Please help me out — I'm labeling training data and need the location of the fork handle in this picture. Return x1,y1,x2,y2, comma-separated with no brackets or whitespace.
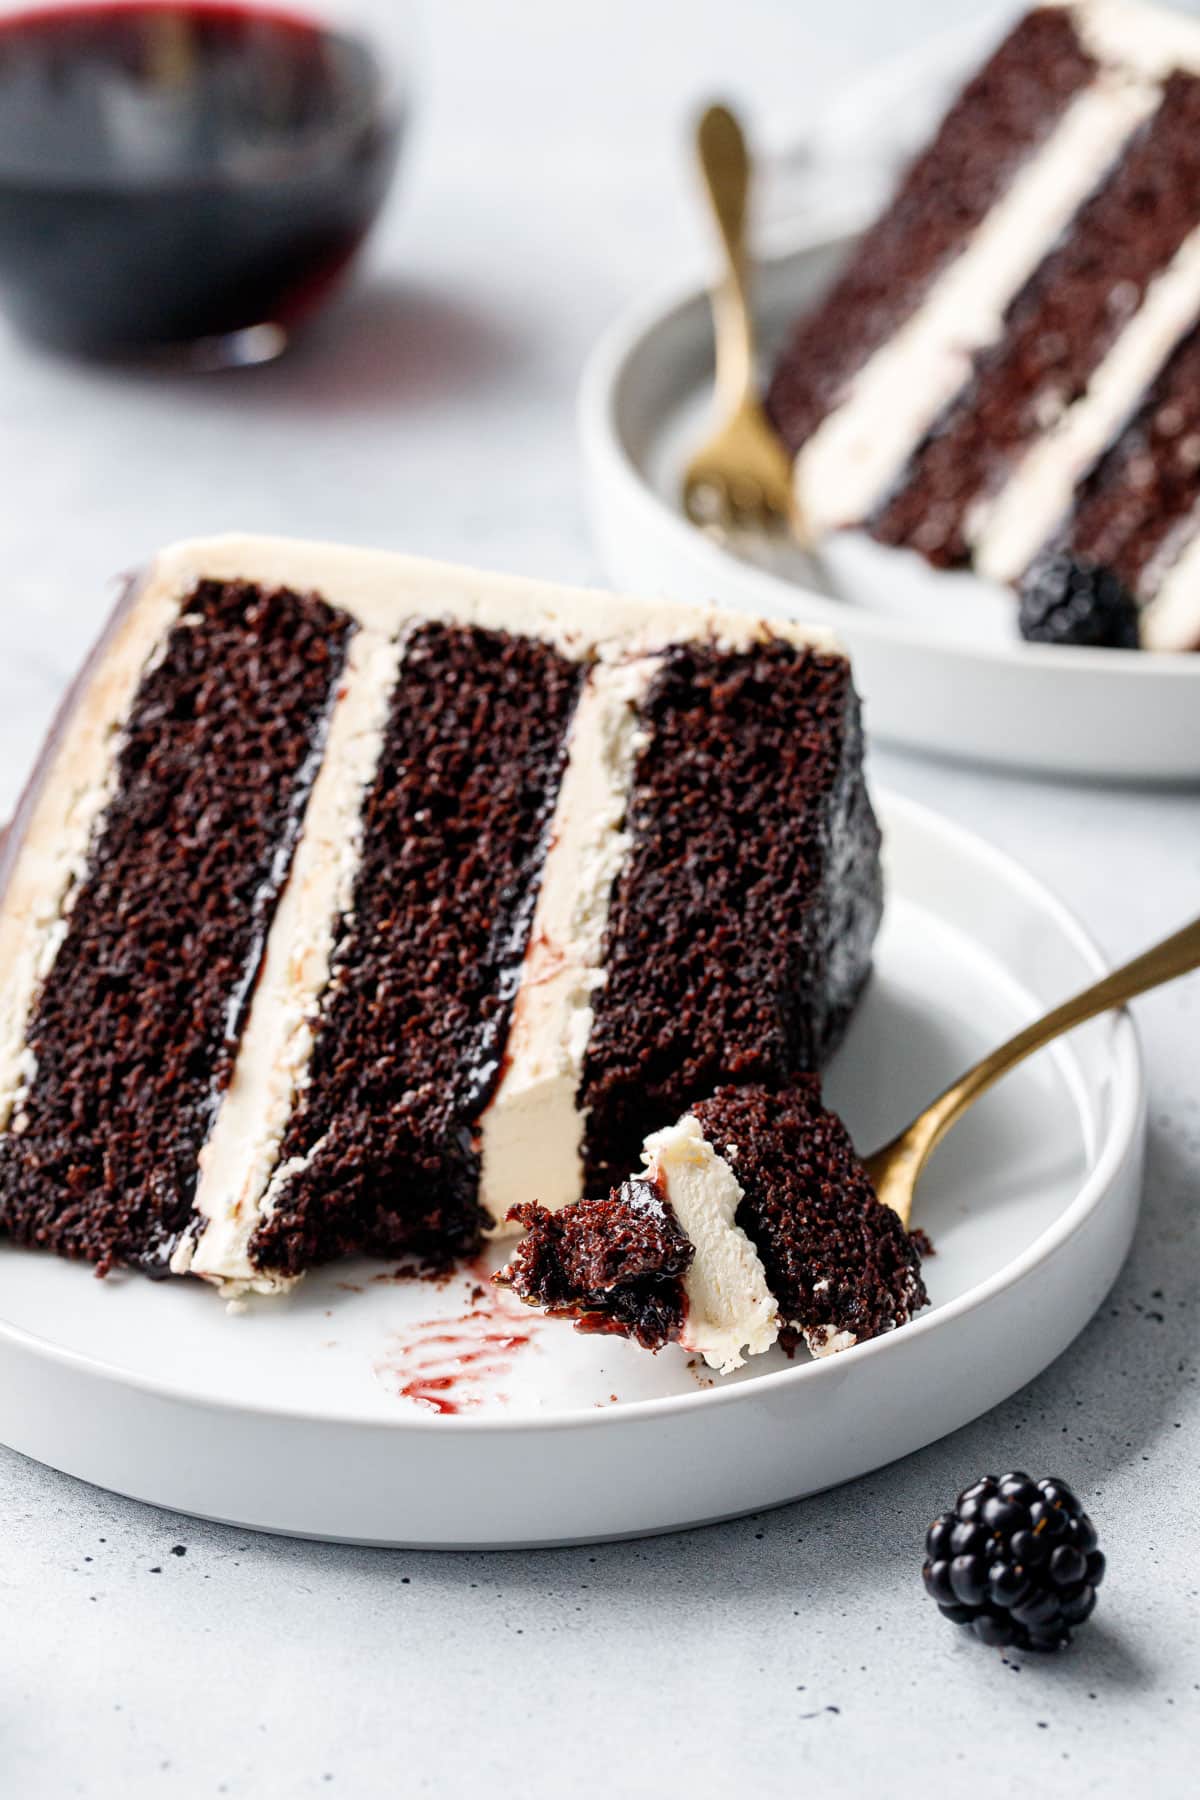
866,911,1200,1210
696,104,756,411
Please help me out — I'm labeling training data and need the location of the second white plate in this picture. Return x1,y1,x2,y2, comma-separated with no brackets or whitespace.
0,794,1145,1547
579,229,1200,782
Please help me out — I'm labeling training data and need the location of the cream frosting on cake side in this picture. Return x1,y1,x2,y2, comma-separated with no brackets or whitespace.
0,578,184,1131
172,625,405,1290
1142,522,1200,650
794,67,1156,535
641,1115,779,1375
475,653,659,1232
973,220,1200,584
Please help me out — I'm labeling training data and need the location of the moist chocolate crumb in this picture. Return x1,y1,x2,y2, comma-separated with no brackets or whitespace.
250,622,583,1277
692,1082,927,1353
0,579,352,1274
581,639,882,1193
498,1179,694,1351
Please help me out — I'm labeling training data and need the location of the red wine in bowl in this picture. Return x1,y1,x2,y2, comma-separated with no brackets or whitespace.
0,3,404,356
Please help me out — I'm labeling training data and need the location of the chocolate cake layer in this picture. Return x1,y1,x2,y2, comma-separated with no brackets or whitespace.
0,579,351,1273
692,1083,927,1354
872,70,1200,566
580,642,881,1195
766,8,1094,457
249,622,583,1275
501,1181,693,1350
1029,319,1200,616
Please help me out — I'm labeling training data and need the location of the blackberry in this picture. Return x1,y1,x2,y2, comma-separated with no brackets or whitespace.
922,1472,1105,1652
1018,551,1140,649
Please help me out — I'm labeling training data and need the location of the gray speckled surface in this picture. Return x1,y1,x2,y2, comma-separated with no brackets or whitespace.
1,3,1197,1794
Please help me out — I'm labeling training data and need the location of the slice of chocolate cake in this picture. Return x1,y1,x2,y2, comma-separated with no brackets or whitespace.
767,1,1200,651
497,1082,928,1368
1018,322,1200,650
0,537,882,1292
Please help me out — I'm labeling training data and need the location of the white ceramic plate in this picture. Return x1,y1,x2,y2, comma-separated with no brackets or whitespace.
0,794,1143,1548
579,228,1200,783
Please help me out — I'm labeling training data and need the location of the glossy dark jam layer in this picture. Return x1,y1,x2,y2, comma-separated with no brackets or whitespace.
250,623,583,1277
0,578,352,1273
580,641,882,1196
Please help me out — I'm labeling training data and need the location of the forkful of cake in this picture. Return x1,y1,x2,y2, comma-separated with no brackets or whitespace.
499,912,1200,1371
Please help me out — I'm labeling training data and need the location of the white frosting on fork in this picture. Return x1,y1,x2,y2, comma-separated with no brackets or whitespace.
642,1115,779,1375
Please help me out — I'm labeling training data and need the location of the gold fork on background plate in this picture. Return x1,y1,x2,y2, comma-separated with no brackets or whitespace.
682,103,803,540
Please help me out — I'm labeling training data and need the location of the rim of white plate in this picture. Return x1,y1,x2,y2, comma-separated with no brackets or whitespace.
0,792,1145,1433
578,223,1200,684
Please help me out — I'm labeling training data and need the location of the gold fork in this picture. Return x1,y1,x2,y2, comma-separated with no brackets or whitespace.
682,103,801,538
867,913,1200,1228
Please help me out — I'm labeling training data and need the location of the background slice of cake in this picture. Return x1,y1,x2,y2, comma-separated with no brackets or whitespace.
0,537,882,1294
498,1081,928,1368
766,1,1200,652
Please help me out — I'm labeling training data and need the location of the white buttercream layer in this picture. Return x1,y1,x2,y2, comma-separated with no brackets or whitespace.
477,655,659,1231
974,221,1200,584
794,70,1156,535
173,626,404,1291
1073,0,1200,79
145,535,836,664
1142,510,1200,649
645,1116,779,1375
0,583,182,1131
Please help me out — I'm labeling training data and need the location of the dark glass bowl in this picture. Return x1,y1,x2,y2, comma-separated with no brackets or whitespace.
0,2,406,361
